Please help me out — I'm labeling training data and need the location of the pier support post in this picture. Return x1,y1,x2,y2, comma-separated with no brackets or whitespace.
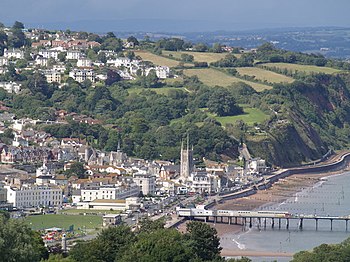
279,218,281,229
346,220,348,231
272,218,275,229
243,217,246,227
315,219,318,230
229,217,231,225
299,218,303,230
264,218,267,229
331,219,333,231
235,217,238,225
286,219,289,230
249,217,252,228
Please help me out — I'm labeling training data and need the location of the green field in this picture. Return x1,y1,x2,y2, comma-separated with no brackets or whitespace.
58,209,121,214
183,68,271,92
209,106,270,126
163,51,231,63
135,50,191,67
262,63,342,75
236,67,294,84
24,214,102,231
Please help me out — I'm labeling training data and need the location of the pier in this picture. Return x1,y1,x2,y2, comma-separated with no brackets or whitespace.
177,208,350,231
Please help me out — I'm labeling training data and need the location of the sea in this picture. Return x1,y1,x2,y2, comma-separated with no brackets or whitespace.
222,171,350,262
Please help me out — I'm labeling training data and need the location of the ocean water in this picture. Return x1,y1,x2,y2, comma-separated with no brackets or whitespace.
222,171,350,261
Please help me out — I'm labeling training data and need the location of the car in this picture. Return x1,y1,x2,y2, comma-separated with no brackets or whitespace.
131,218,136,221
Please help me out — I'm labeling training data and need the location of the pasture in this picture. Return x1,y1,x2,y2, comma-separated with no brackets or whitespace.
183,68,271,92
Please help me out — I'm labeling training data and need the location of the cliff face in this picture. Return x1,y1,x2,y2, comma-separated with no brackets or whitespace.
247,74,350,167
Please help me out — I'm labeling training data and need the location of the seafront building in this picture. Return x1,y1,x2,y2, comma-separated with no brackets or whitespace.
5,184,63,208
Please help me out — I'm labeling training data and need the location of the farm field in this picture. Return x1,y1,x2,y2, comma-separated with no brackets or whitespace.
262,63,342,74
236,67,294,84
135,50,192,67
183,68,271,92
24,214,102,231
162,51,232,63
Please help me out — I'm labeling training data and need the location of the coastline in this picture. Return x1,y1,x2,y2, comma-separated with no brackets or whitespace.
215,164,350,258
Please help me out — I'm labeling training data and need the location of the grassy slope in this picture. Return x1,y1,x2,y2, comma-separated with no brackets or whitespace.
262,63,342,74
24,214,102,231
236,67,294,83
183,68,271,92
162,51,231,63
127,87,187,95
135,50,192,67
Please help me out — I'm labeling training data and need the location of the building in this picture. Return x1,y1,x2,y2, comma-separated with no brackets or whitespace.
35,56,48,67
4,48,24,59
69,69,95,82
246,158,267,175
5,185,62,208
103,214,122,227
180,136,193,180
0,57,8,66
133,173,156,196
66,50,83,60
43,70,61,83
77,58,92,67
80,184,139,202
186,171,221,194
0,82,21,94
38,49,60,60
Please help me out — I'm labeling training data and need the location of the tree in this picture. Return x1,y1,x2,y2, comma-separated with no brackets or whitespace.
65,162,86,178
97,52,107,63
13,21,24,30
185,221,222,261
0,213,48,262
207,87,243,116
69,226,136,262
126,36,139,46
105,69,121,86
120,229,192,262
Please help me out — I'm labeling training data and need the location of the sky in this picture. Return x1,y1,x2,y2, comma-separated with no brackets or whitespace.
1,0,349,32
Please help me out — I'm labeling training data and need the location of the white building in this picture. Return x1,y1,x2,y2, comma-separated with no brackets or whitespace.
77,58,93,67
145,66,170,79
246,158,267,175
5,185,62,208
0,82,21,94
4,48,24,59
35,56,48,67
186,171,221,194
0,57,9,66
69,68,95,82
66,50,83,60
80,184,139,202
133,173,156,196
43,70,61,83
38,49,60,60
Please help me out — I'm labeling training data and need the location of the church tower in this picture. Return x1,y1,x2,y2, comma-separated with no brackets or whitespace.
180,134,193,179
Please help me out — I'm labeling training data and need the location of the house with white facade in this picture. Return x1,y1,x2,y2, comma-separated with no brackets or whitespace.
35,56,48,67
0,57,8,66
5,184,62,208
80,184,139,202
38,49,60,60
69,68,95,82
133,173,156,196
77,58,93,68
4,48,24,59
66,50,83,60
0,82,21,94
43,70,61,83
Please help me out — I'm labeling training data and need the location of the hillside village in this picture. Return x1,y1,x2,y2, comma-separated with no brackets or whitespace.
0,23,270,215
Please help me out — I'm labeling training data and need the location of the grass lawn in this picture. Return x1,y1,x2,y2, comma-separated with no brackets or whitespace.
163,51,232,63
262,63,343,75
135,50,191,67
236,67,294,84
24,214,102,231
183,68,271,92
213,106,270,126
